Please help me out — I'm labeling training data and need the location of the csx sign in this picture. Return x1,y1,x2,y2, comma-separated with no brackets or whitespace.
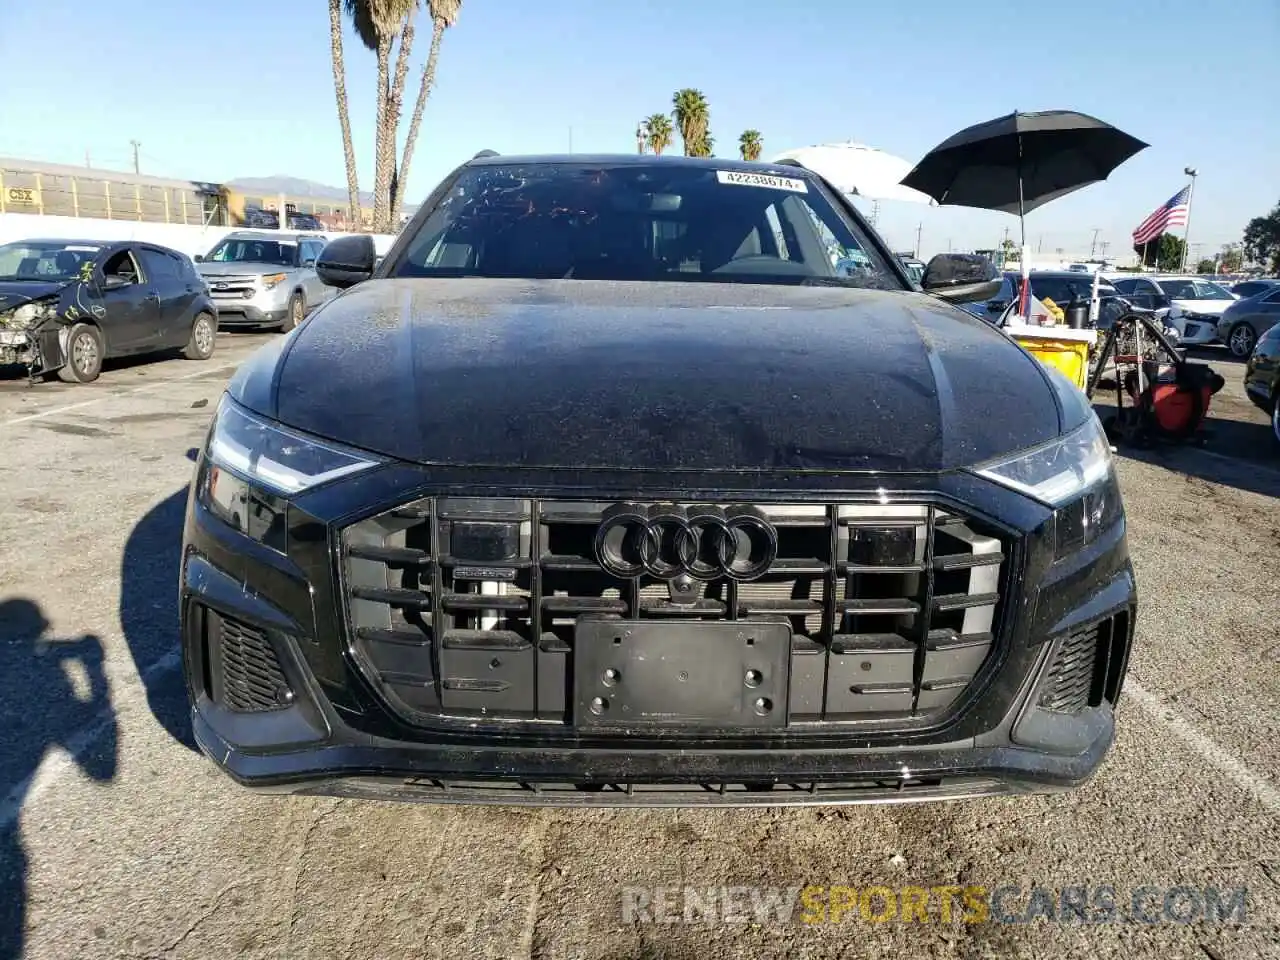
5,186,39,205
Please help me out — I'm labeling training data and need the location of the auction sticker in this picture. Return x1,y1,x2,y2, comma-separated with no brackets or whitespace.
716,170,808,193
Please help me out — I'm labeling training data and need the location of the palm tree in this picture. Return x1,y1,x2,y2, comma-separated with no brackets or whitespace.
392,0,463,225
671,89,709,157
738,129,763,162
344,0,419,232
329,0,361,225
691,133,714,158
643,114,673,156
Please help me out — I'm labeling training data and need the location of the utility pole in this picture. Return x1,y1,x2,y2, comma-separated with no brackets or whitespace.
85,148,91,168
568,127,573,153
914,222,923,259
1090,228,1100,258
130,140,140,174
870,200,880,227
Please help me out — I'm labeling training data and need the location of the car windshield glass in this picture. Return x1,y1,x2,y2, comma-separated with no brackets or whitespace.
204,238,298,266
0,241,101,281
1160,279,1232,300
392,162,901,290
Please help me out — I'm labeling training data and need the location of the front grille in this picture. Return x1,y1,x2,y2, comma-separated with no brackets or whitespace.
1037,612,1129,714
340,499,1010,732
209,610,292,712
205,275,258,299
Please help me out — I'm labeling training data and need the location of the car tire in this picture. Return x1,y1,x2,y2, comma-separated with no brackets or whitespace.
183,312,217,360
56,323,104,384
281,291,305,333
1272,394,1280,452
1227,322,1257,359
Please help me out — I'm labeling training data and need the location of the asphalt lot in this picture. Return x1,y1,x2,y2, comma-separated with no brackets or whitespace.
0,333,1277,960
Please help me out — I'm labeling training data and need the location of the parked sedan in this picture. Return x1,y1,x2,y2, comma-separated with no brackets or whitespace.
1110,275,1236,346
1243,322,1280,448
0,238,217,383
1228,278,1279,300
1218,285,1280,358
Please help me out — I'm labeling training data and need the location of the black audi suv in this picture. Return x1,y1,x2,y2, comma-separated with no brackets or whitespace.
179,152,1137,806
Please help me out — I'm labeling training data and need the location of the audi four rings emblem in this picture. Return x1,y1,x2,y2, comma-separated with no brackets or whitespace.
593,503,778,581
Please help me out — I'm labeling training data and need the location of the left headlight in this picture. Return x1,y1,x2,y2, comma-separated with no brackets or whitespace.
971,415,1113,507
206,397,384,496
5,300,58,327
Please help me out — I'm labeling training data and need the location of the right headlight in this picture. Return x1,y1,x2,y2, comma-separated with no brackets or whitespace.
206,396,384,496
972,416,1113,508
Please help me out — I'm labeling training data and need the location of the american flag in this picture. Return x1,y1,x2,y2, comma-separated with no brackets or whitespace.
1132,186,1191,245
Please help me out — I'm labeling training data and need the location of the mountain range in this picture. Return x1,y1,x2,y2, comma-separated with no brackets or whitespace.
225,175,374,204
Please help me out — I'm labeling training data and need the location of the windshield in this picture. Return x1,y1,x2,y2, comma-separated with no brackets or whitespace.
1160,278,1232,300
204,238,298,267
391,162,901,289
0,241,101,281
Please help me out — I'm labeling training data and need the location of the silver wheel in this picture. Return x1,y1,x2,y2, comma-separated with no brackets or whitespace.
1228,323,1256,358
72,331,99,374
194,315,214,354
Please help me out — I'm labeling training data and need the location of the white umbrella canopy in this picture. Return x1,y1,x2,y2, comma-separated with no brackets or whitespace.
770,141,937,205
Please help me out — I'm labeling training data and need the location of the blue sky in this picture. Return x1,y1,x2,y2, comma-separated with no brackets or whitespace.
3,0,1277,258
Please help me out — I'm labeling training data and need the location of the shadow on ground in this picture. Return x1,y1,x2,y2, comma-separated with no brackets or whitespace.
118,466,200,753
0,598,118,960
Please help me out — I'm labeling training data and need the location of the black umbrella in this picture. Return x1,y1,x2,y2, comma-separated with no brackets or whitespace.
900,109,1148,247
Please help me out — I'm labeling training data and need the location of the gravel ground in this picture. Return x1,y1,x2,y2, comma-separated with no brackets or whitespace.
0,333,1277,960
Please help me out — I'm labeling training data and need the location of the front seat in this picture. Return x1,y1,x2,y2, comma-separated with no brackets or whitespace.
54,251,81,276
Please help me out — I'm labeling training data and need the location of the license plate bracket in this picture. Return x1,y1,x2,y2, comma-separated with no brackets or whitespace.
573,619,792,729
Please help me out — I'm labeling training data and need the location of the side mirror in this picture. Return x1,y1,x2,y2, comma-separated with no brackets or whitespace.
193,254,204,262
316,234,376,289
920,254,1002,305
101,275,130,291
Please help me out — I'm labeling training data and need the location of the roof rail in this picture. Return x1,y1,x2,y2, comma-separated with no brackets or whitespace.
472,149,500,160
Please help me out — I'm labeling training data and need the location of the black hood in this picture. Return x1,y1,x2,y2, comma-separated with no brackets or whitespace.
238,278,1065,474
0,280,67,312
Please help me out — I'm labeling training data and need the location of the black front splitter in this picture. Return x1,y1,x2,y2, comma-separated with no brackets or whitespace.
192,706,1113,808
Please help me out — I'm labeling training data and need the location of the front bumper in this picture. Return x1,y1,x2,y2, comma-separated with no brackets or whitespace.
209,299,289,326
179,459,1138,807
1174,316,1220,345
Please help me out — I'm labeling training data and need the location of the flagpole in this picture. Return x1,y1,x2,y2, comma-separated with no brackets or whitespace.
1180,167,1197,273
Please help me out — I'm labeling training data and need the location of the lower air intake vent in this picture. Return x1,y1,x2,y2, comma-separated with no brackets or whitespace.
212,611,292,713
1038,612,1129,714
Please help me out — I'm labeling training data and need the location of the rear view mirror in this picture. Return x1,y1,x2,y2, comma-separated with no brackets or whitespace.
921,253,1002,305
193,254,204,262
316,235,377,288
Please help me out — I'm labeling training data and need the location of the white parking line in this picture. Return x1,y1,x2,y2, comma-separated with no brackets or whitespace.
0,363,237,429
1124,677,1280,814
